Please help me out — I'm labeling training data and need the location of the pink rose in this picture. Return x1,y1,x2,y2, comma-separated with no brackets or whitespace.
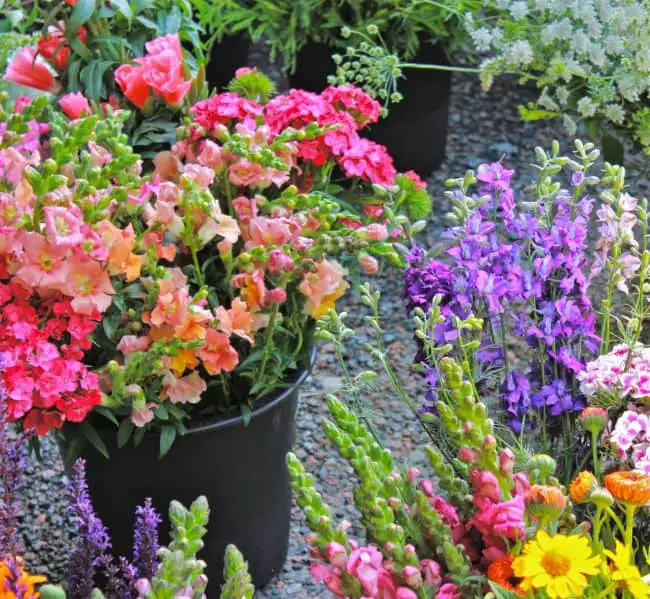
140,34,191,106
115,63,150,109
59,92,91,119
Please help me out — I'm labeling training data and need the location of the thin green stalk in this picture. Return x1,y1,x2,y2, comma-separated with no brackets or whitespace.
591,430,600,480
624,504,637,557
258,302,280,382
400,62,481,74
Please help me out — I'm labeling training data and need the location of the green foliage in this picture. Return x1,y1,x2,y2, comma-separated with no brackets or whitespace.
149,496,210,599
0,32,32,71
219,545,254,599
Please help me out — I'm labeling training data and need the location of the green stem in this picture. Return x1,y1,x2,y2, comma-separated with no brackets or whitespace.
592,507,604,554
400,62,481,74
258,302,280,382
591,430,600,480
624,503,637,557
190,242,205,288
605,507,626,538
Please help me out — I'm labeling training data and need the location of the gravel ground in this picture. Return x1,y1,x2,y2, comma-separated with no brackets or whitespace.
16,48,650,597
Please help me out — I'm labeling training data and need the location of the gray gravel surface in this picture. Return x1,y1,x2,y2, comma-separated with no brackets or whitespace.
16,50,650,597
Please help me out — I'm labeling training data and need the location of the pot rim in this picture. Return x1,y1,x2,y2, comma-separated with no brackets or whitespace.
186,345,316,435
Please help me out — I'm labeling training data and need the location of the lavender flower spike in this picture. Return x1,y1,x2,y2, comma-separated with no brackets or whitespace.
66,458,111,599
133,497,161,581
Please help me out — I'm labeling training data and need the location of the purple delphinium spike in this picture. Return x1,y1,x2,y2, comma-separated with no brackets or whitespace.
66,458,111,599
133,498,161,581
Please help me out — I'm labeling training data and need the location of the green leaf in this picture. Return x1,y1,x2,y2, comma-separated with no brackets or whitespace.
116,418,134,448
136,15,158,30
159,425,177,457
241,404,252,427
488,582,521,599
94,406,119,426
109,0,133,19
238,349,264,369
69,37,92,60
81,421,110,459
102,313,120,340
69,0,97,31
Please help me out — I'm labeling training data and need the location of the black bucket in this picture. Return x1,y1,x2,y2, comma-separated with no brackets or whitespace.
62,358,312,593
288,41,452,176
205,32,252,91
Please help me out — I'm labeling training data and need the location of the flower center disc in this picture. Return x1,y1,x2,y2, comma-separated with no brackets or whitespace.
541,551,570,577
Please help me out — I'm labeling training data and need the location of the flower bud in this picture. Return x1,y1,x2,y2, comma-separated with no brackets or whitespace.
305,533,317,545
326,542,347,569
569,471,597,504
419,480,434,497
404,544,416,557
463,421,473,433
524,484,567,522
359,253,379,275
482,434,496,449
527,454,557,479
420,560,441,586
406,467,420,482
499,448,515,476
458,447,477,464
580,407,608,435
402,565,422,588
388,496,402,509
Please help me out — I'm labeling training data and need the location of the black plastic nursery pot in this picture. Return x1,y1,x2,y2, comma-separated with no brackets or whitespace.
205,32,251,91
289,41,452,176
62,356,313,594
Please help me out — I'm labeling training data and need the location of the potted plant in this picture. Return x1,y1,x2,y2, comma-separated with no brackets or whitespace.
464,0,650,164
2,0,204,155
0,71,430,586
214,0,482,175
287,278,650,596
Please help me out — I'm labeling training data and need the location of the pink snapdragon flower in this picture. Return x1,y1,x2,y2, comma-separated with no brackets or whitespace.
59,93,91,119
4,47,60,92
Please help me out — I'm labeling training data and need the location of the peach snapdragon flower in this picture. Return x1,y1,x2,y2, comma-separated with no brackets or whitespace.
299,260,349,318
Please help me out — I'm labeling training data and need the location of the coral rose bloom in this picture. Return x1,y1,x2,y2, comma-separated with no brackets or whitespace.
115,63,150,109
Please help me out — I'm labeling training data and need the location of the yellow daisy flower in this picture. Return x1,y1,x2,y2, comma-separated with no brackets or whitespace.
605,541,650,599
512,531,602,598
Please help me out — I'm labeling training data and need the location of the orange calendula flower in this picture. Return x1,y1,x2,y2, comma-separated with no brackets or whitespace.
604,471,650,506
0,559,46,598
569,471,597,503
524,484,568,521
487,555,525,596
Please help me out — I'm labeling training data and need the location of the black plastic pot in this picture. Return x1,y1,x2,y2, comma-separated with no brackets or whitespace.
205,32,251,91
62,358,313,593
288,41,452,176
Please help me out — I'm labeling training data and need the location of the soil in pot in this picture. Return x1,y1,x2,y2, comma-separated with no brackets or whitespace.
61,362,312,594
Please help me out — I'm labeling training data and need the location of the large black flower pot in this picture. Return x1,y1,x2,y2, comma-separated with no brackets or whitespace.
62,358,313,593
288,41,452,176
205,33,251,91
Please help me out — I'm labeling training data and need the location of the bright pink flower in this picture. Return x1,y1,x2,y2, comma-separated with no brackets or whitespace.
401,566,422,588
322,85,381,128
347,546,384,596
436,583,461,599
310,563,344,595
59,92,91,119
268,250,295,274
131,399,155,427
198,329,239,375
88,141,112,166
340,138,396,186
431,495,460,528
470,469,501,507
267,288,287,304
4,47,60,92
459,447,478,463
117,335,151,357
235,66,256,77
44,206,84,247
13,96,32,113
115,63,150,109
420,560,441,586
364,204,385,219
0,147,37,185
139,34,191,106
403,170,427,190
162,370,207,404
326,542,347,569
183,163,214,188
228,159,266,187
396,588,418,599
499,448,515,476
190,93,263,131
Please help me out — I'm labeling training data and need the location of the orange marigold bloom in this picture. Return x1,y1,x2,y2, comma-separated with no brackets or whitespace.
604,471,650,506
487,555,525,596
0,559,46,598
570,471,597,503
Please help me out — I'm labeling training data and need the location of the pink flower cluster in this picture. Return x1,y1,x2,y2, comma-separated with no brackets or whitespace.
0,281,101,434
578,344,650,400
311,541,456,599
189,84,396,187
115,34,192,109
610,408,650,473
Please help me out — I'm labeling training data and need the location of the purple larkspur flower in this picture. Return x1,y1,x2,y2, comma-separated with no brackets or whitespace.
133,498,161,581
532,379,583,416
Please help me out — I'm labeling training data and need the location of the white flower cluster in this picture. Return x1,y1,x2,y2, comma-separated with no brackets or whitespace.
467,0,650,149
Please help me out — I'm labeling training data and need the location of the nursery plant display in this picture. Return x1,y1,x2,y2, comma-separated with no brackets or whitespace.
289,277,650,597
465,0,650,162
0,67,428,585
